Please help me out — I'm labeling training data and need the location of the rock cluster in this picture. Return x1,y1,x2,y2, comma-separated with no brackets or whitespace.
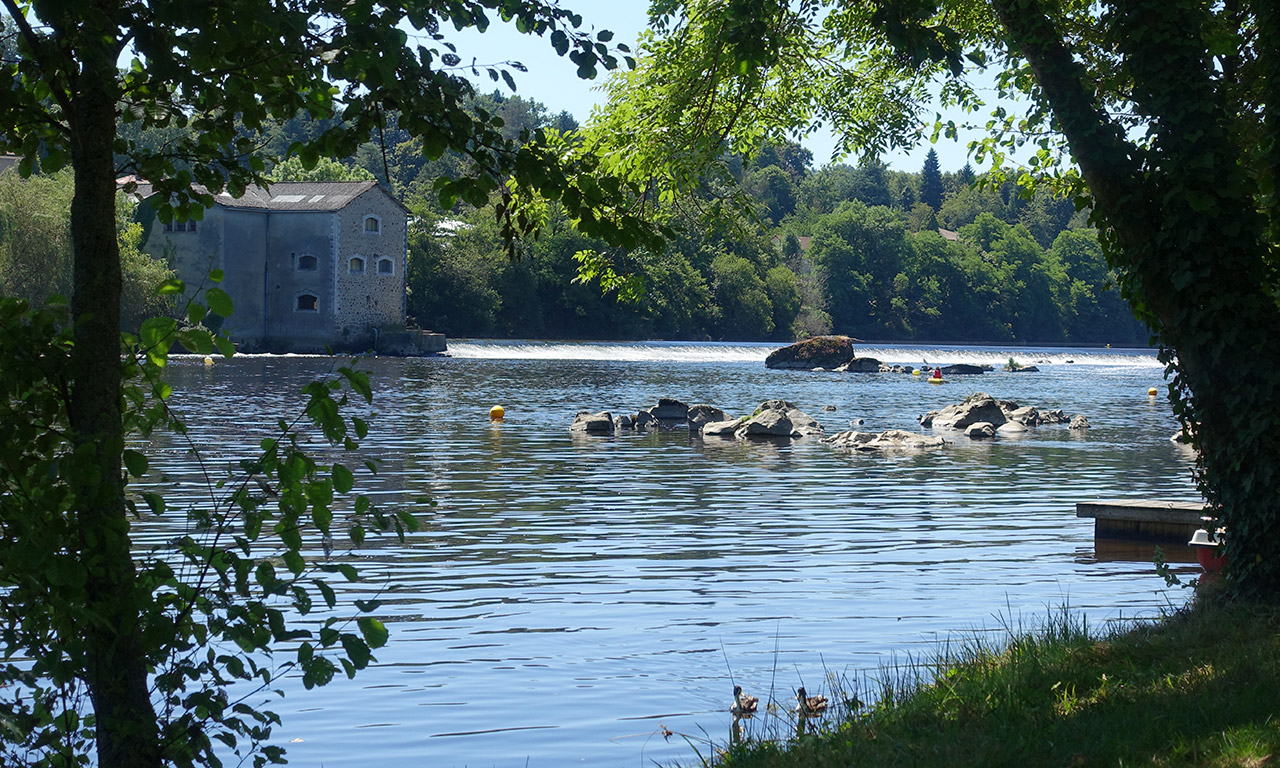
918,392,1084,440
571,398,824,440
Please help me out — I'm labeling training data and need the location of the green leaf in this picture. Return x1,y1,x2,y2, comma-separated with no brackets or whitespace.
283,550,305,575
141,492,166,515
332,463,354,493
206,287,234,317
156,278,186,296
357,617,389,648
123,450,149,478
214,334,236,358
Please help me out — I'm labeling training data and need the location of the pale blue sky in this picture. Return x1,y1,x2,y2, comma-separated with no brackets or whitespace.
445,2,1009,173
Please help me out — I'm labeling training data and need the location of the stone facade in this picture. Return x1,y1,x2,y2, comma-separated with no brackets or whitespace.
137,181,434,353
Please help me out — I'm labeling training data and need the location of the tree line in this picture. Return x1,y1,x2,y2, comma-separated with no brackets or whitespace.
3,86,1144,345
247,93,1147,345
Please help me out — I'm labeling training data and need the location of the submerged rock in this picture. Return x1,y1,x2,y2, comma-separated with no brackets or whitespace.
940,363,987,375
824,429,947,452
834,357,881,373
965,422,996,439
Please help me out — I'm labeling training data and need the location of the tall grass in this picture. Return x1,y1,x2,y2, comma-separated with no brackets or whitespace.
710,594,1280,767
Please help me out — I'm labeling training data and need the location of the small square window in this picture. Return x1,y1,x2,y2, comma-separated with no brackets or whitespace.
377,258,394,275
364,216,381,233
296,294,318,312
349,257,365,274
297,254,318,271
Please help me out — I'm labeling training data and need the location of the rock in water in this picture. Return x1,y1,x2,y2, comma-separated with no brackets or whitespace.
765,336,857,370
921,393,1008,429
570,411,614,434
824,430,947,451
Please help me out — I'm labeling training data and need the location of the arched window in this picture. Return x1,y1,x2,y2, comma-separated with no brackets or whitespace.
377,258,394,275
363,215,381,234
296,253,318,271
349,256,366,274
296,294,319,312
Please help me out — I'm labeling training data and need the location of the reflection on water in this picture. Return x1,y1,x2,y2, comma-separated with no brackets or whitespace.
138,341,1198,767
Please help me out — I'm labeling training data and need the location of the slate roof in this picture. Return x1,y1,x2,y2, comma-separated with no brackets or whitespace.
0,155,19,175
128,179,408,213
214,180,382,211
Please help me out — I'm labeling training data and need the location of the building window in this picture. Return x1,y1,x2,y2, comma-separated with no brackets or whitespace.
296,294,319,312
296,253,318,271
363,215,381,234
163,220,197,233
349,256,365,274
377,258,394,275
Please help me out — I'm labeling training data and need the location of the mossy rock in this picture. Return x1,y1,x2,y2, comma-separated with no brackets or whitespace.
765,336,858,370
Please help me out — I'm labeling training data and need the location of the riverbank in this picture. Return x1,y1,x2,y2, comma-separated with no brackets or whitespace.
715,592,1280,767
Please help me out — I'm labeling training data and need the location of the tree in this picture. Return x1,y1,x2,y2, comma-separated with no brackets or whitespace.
919,148,944,212
268,156,375,183
592,0,1280,595
0,2,650,766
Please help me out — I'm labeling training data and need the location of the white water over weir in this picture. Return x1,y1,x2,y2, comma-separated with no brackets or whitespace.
447,338,1166,369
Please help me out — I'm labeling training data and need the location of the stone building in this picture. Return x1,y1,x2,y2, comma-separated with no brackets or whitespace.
135,180,443,353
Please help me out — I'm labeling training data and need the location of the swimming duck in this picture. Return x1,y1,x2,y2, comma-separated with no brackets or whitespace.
795,686,828,716
731,685,759,715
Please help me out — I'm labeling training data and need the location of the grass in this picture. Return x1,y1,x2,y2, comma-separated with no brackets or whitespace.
710,590,1280,768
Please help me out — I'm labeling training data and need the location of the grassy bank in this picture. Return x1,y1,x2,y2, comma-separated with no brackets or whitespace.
715,593,1280,767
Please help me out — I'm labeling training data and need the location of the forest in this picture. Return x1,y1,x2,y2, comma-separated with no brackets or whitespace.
0,89,1146,345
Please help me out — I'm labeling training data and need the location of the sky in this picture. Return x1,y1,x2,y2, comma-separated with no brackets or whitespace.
445,2,1014,174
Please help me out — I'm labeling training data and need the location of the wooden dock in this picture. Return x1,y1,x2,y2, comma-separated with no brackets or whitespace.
1076,499,1207,543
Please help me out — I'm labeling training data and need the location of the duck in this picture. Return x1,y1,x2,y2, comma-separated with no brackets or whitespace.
795,686,828,716
731,685,759,715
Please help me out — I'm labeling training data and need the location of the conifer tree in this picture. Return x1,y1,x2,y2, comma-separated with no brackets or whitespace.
920,148,944,212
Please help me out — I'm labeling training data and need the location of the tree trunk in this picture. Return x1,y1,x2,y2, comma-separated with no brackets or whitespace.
67,24,163,768
991,0,1280,596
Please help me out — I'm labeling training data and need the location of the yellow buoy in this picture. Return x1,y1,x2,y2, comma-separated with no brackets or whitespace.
1147,387,1158,397
203,356,214,366
912,369,921,376
489,405,505,420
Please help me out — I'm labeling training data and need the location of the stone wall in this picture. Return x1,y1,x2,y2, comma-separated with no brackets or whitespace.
333,187,407,347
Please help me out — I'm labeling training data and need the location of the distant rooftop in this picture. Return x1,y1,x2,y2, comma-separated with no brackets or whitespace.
128,179,396,212
0,154,18,175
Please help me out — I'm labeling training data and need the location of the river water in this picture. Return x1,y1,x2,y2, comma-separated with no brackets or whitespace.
141,340,1201,767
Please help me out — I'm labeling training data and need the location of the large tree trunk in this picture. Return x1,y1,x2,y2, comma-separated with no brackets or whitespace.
991,0,1280,596
67,25,163,768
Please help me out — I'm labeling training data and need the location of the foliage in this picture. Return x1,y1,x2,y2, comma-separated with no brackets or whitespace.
0,289,407,767
267,156,374,183
0,170,176,331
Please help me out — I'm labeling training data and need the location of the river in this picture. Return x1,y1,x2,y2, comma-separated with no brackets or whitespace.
139,340,1201,767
